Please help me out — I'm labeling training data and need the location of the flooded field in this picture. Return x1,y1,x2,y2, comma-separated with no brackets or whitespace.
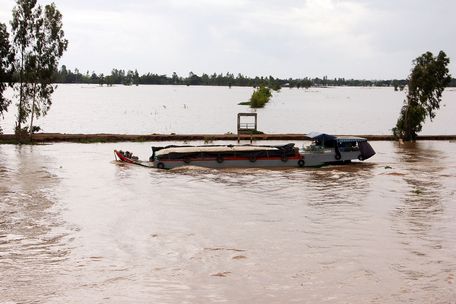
1,85,456,135
1,140,455,303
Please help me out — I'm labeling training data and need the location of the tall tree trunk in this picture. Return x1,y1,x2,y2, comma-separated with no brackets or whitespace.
17,48,24,138
404,103,410,141
29,83,36,141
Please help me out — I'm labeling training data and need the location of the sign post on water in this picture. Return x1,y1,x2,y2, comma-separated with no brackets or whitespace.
237,113,257,143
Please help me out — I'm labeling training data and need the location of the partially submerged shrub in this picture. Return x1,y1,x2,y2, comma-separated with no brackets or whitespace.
249,86,272,108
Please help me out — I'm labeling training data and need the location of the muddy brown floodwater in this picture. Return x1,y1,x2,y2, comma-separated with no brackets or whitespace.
1,140,456,303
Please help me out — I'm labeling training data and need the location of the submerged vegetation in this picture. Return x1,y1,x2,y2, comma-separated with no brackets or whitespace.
237,86,275,108
393,51,451,141
249,86,273,108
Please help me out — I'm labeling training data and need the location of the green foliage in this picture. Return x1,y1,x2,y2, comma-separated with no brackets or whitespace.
10,0,37,133
269,83,281,91
393,51,451,141
0,22,15,124
249,86,272,108
10,0,68,138
50,67,456,89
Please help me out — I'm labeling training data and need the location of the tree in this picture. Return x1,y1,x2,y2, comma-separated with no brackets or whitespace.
58,63,67,82
10,0,68,139
0,22,15,133
171,72,179,85
10,0,37,136
98,73,104,86
187,71,201,86
393,51,451,141
249,86,272,108
28,3,68,137
133,69,140,86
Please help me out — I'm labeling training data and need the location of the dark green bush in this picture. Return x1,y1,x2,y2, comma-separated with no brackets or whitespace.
249,86,272,108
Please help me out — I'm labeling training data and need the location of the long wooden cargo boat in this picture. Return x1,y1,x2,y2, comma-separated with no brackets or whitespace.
115,143,302,169
114,132,375,169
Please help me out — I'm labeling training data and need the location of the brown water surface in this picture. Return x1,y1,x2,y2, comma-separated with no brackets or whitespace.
1,141,455,303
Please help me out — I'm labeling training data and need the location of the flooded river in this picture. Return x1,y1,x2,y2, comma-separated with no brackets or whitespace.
1,140,455,303
1,85,456,135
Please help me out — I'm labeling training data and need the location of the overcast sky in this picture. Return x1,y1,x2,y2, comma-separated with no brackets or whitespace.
1,0,455,79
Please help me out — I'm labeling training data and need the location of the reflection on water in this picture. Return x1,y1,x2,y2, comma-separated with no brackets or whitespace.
1,141,456,303
387,142,456,302
393,142,445,232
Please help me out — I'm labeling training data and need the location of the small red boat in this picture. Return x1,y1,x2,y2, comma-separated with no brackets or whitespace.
114,150,154,168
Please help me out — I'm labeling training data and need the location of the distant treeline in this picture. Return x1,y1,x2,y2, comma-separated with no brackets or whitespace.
30,65,456,89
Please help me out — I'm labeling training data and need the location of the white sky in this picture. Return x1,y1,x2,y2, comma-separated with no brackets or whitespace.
1,0,455,79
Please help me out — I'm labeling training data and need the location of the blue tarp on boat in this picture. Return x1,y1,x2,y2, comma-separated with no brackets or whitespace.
307,132,367,143
336,137,367,143
306,132,337,142
307,132,375,160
